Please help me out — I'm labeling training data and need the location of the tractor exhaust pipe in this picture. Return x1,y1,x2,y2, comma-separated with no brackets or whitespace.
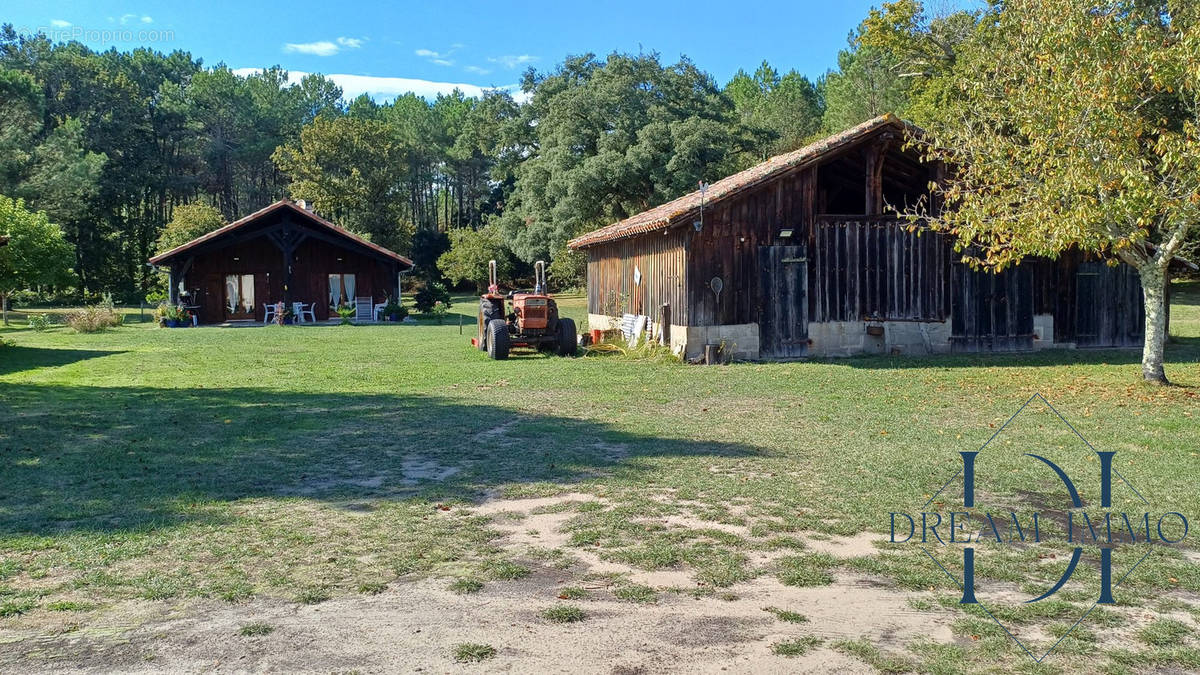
534,260,546,295
488,259,498,295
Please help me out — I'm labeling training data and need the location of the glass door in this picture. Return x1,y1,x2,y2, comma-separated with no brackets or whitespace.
225,274,256,320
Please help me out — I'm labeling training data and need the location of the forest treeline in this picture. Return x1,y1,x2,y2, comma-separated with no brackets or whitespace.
0,2,946,298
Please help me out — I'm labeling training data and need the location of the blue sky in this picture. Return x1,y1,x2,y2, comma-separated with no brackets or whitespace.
8,1,944,101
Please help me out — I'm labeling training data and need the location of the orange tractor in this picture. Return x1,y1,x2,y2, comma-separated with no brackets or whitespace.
475,260,577,360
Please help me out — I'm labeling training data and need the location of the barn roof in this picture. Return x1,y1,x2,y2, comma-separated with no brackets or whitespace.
149,200,413,267
568,114,920,249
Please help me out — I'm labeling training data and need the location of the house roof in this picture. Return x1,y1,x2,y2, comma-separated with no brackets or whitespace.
148,200,414,267
568,114,920,249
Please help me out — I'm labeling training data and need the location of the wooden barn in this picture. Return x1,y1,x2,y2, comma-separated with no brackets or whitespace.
567,114,1146,360
149,200,413,324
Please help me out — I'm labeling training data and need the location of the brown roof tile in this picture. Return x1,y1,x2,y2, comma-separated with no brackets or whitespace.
568,114,918,249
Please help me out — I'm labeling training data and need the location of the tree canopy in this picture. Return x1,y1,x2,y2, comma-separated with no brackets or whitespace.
898,0,1199,383
0,195,74,323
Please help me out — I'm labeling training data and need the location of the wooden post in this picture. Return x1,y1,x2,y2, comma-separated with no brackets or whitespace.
704,343,719,365
864,134,893,215
659,303,670,345
168,267,179,305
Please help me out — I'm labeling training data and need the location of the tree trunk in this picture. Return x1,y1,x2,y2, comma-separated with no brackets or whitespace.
1,293,7,326
1137,263,1169,385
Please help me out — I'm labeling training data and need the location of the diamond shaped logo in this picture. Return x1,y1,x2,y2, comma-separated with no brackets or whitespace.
887,393,1184,662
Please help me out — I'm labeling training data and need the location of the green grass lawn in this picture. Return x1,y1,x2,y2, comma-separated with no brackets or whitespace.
2,285,1199,672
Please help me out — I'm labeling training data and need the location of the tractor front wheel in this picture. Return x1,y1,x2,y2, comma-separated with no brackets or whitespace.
557,317,577,356
486,319,510,360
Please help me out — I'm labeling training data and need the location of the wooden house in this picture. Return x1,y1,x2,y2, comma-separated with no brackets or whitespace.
567,115,1145,360
149,200,413,324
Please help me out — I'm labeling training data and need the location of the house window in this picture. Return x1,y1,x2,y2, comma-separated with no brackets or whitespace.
328,273,356,309
225,274,255,318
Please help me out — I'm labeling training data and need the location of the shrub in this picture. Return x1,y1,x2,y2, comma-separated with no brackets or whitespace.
27,313,52,331
413,281,452,314
64,302,124,333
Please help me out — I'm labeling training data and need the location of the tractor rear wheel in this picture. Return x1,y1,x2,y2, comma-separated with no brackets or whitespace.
486,318,510,360
478,298,501,351
557,317,577,356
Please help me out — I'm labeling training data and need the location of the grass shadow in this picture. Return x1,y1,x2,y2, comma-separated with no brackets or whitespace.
0,346,124,376
0,384,759,537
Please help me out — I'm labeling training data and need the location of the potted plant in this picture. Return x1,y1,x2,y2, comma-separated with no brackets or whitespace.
277,305,295,325
156,303,187,328
336,303,355,325
381,299,407,322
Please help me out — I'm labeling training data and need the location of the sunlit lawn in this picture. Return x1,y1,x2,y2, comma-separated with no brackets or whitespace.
1,285,1199,671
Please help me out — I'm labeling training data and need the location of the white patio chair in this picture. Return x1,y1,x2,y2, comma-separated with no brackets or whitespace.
263,303,277,324
297,302,316,323
292,301,305,323
354,296,373,322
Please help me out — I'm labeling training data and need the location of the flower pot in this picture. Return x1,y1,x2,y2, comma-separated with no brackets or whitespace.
164,319,178,328
283,317,294,325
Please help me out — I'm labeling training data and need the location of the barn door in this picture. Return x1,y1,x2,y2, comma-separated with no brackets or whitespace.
758,245,808,358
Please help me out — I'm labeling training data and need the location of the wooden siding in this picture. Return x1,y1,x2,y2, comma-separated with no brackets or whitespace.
585,228,689,323
180,215,398,324
687,169,814,326
808,218,952,323
1030,253,1144,347
950,263,1034,351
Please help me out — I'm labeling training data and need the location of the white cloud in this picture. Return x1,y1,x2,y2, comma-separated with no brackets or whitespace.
231,67,526,103
463,65,491,75
285,41,340,56
416,45,463,67
50,19,71,28
141,15,153,24
283,37,362,57
119,14,152,25
489,54,538,69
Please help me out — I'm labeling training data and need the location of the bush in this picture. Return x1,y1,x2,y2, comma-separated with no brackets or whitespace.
64,304,124,333
27,313,52,332
413,281,452,314
437,225,517,291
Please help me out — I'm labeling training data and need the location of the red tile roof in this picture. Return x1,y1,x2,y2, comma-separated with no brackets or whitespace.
148,200,414,266
568,114,919,249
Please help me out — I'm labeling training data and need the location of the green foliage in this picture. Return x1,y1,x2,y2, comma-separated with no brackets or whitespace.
27,312,50,331
156,204,227,254
274,115,414,253
541,604,586,623
437,226,517,290
726,61,824,156
452,642,497,663
547,243,586,291
498,52,753,262
413,281,453,314
238,622,274,637
0,195,74,323
907,0,1200,381
448,578,484,594
771,636,823,657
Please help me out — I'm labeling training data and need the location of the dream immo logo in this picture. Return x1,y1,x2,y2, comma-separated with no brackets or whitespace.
887,393,1189,662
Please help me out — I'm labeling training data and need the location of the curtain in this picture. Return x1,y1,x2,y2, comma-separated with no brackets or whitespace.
225,275,239,313
344,274,356,303
329,274,341,309
240,274,254,314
